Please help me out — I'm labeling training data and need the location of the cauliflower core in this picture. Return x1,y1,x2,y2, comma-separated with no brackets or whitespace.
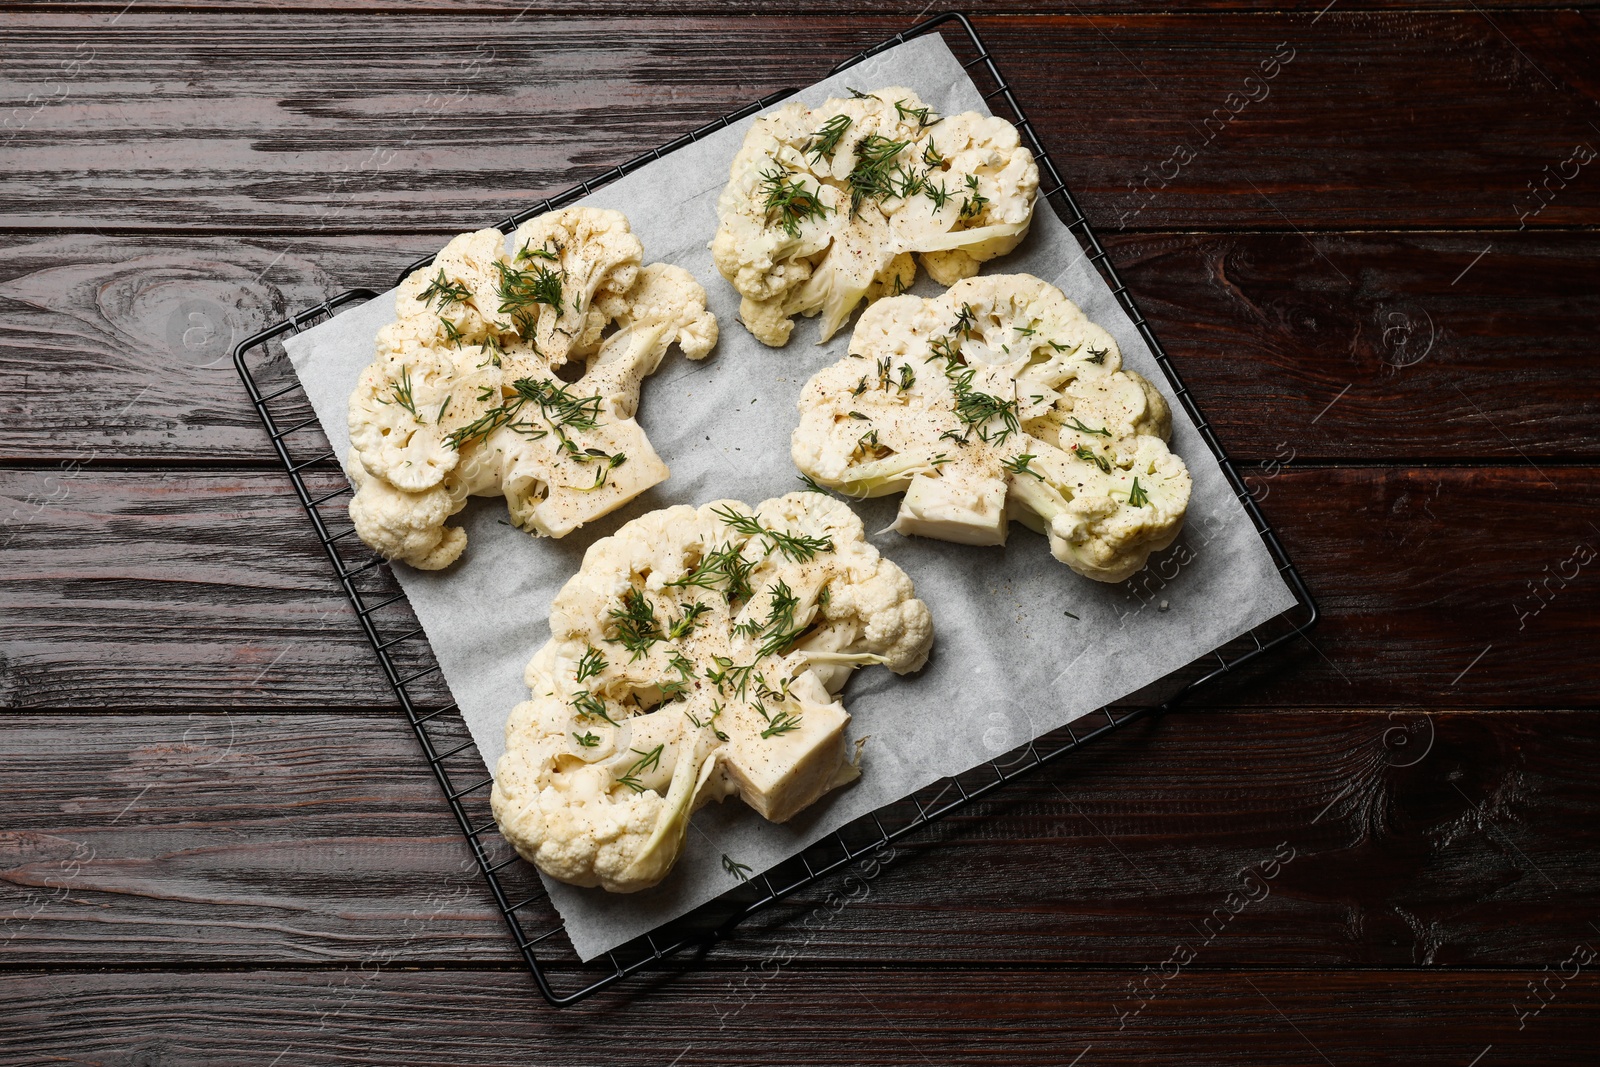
490,493,933,893
792,275,1192,583
711,87,1038,347
345,207,718,569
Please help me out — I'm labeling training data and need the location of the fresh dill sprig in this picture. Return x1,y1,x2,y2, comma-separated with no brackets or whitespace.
516,238,560,263
851,377,869,397
575,645,607,683
761,709,803,739
1086,346,1109,365
958,174,990,220
1073,444,1112,474
1047,339,1081,355
439,316,465,348
444,376,604,452
575,449,627,491
496,259,565,318
923,178,952,210
712,505,835,563
387,365,422,421
876,357,892,390
764,580,799,635
573,731,600,748
922,140,945,167
1128,477,1150,508
846,134,911,216
1002,453,1045,481
510,308,538,342
605,588,662,661
444,403,512,450
667,602,711,640
418,268,472,312
666,541,756,604
705,654,757,700
798,473,833,495
758,165,828,238
757,623,810,661
888,164,925,200
853,428,882,458
846,87,871,99
571,689,617,726
898,364,916,392
754,672,791,703
951,302,978,337
1063,416,1111,437
668,650,696,680
512,377,602,429
616,744,663,793
893,98,940,128
722,854,753,881
804,113,852,162
436,395,452,422
937,345,1020,446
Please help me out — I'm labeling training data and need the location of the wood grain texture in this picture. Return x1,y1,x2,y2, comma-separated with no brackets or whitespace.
2,12,1598,233
3,968,1599,1065
4,230,1597,465
9,1,1599,12
3,466,1594,710
3,710,1597,968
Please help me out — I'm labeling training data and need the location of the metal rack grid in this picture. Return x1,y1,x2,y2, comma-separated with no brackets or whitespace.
233,12,1317,1007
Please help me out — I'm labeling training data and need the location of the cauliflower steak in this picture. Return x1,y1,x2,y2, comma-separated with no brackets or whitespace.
490,493,933,893
345,207,718,569
792,275,1192,583
712,87,1038,347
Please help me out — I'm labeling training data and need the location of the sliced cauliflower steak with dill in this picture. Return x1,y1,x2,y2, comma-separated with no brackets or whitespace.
712,87,1039,347
490,493,933,893
345,208,718,569
792,274,1191,583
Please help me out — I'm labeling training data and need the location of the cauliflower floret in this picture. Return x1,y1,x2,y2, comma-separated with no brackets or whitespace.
792,275,1192,583
490,493,934,892
345,208,718,568
712,88,1039,347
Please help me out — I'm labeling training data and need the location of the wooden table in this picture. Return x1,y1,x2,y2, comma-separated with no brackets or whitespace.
4,2,1598,1062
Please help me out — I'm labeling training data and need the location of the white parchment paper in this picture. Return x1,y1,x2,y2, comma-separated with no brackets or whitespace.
283,33,1297,961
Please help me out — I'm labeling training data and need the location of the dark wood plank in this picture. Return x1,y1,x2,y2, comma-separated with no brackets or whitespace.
0,467,429,709
3,466,1595,709
3,709,1598,968
9,1,1597,12
4,968,1598,1065
3,12,1597,232
4,230,1597,464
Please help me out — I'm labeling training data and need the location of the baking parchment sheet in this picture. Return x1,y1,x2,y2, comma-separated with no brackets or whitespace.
283,32,1298,961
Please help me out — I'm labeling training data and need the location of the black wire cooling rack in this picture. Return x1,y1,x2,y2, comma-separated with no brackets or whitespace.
233,12,1317,1006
